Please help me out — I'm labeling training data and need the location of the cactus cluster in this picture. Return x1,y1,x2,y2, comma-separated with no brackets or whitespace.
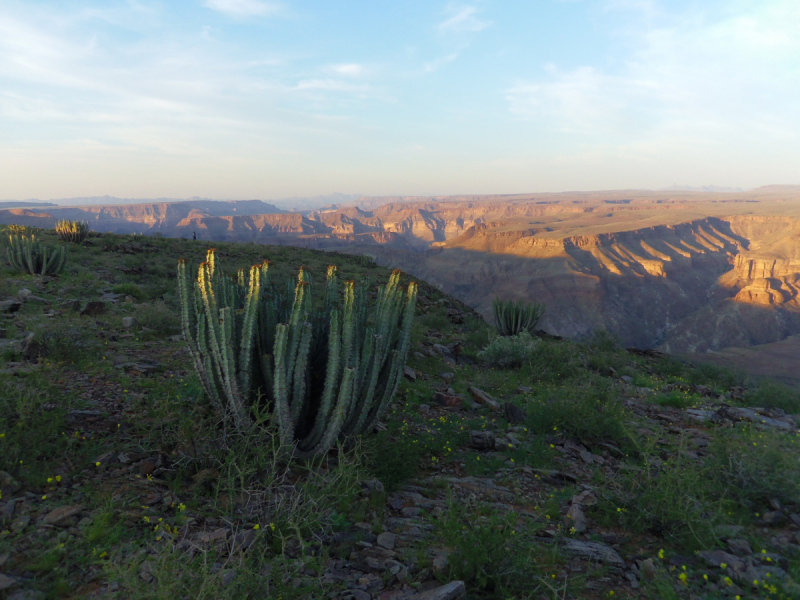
6,235,67,276
492,297,544,336
178,250,417,457
56,220,90,243
358,254,375,267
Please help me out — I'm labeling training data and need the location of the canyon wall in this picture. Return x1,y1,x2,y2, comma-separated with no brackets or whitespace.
4,191,800,353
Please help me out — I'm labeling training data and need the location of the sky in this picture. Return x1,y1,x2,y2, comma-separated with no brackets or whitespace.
1,0,798,200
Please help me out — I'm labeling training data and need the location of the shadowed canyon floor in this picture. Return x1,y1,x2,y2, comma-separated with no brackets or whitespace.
4,185,800,384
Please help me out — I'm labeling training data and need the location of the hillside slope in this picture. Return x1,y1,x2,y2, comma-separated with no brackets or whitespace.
2,230,800,599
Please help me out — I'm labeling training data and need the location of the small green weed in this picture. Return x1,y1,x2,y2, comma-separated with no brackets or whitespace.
651,390,697,409
135,300,181,335
112,282,146,301
363,428,422,492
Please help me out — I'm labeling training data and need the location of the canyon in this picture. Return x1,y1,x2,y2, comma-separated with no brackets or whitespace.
4,186,800,382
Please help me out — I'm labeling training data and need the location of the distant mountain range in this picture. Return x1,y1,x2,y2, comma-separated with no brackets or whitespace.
0,193,362,211
662,185,746,193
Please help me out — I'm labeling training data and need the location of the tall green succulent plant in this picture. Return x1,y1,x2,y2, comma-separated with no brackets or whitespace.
177,250,417,457
492,297,545,336
6,235,67,276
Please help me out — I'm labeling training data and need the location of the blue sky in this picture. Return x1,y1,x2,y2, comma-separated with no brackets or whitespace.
1,0,798,199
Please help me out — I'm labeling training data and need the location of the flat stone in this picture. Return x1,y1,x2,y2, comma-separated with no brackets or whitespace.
413,580,466,600
42,505,83,526
469,430,495,450
696,550,746,574
80,301,106,316
762,511,786,525
560,539,625,569
431,344,454,360
640,558,657,580
376,532,396,550
122,317,137,329
221,570,237,586
11,515,30,532
198,527,230,543
403,366,417,381
727,539,752,556
16,289,32,298
0,471,21,496
565,503,588,533
431,392,462,408
468,387,500,411
504,402,528,424
232,529,256,551
716,406,793,431
0,573,18,590
0,300,22,314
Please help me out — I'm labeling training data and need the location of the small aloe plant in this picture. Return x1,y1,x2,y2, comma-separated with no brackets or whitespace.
492,297,544,336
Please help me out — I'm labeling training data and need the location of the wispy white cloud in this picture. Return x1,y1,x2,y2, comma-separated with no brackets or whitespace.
329,63,365,77
506,1,800,142
202,0,280,18
294,79,371,93
438,4,490,32
423,52,459,73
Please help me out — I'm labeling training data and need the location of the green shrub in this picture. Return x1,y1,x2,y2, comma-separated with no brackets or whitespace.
597,445,724,548
420,309,452,333
587,330,619,352
525,340,583,382
743,381,800,414
492,297,544,336
436,503,540,594
686,361,742,388
524,378,635,449
37,326,98,362
363,429,421,492
478,331,539,369
707,428,800,508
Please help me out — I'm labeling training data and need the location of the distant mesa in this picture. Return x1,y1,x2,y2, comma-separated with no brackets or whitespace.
0,201,57,209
